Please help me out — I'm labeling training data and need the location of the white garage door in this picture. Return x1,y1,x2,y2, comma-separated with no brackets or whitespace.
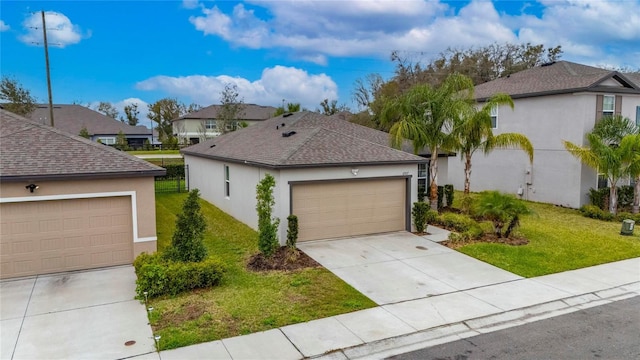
292,178,407,242
0,196,133,279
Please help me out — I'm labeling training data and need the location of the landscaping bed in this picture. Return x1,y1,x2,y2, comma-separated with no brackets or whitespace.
148,193,375,350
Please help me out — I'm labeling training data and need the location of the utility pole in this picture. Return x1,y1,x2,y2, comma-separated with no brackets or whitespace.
42,10,54,127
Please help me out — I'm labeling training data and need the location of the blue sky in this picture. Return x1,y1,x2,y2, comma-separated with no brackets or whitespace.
1,0,639,121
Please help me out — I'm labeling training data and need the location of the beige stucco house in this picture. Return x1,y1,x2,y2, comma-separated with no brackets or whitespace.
447,61,640,208
0,109,165,279
182,111,440,243
172,103,277,144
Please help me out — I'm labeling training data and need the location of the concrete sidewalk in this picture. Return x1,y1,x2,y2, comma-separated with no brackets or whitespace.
156,237,640,360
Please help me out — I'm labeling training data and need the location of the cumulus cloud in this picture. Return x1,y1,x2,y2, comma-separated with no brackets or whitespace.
136,66,338,109
19,11,88,48
182,0,199,10
186,0,639,68
0,20,9,32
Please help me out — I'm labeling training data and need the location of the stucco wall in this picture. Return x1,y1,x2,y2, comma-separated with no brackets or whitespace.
448,92,640,208
185,154,421,244
0,177,158,255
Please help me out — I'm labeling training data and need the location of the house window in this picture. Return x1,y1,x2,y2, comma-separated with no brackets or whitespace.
98,137,115,145
418,163,427,199
602,95,615,118
490,106,498,129
224,165,230,197
205,120,216,130
597,173,608,189
636,106,640,126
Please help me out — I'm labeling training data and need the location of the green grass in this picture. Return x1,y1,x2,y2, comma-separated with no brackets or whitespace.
127,150,180,155
456,201,640,278
149,193,376,350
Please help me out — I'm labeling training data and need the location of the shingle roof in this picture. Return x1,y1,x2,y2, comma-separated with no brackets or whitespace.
1,109,165,181
28,104,152,137
474,61,640,100
175,103,277,122
182,112,426,168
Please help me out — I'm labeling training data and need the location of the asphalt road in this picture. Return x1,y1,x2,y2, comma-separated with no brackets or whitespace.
389,296,640,360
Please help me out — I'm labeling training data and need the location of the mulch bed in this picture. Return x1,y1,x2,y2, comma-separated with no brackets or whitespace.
441,233,529,249
247,247,321,272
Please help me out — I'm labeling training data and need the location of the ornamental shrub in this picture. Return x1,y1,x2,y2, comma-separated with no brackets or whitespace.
256,174,280,257
286,215,299,249
164,189,207,262
412,202,430,233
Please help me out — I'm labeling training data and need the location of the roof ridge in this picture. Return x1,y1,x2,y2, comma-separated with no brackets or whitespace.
320,126,419,157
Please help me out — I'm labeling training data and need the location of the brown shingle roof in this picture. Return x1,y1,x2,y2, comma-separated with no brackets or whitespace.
474,61,640,100
1,109,165,181
174,104,277,122
28,104,152,136
182,112,426,168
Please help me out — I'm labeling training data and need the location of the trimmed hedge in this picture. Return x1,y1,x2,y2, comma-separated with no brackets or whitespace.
434,212,484,242
162,164,185,178
133,252,225,299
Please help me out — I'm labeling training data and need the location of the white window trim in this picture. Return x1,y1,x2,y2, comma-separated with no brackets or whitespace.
224,165,230,198
602,95,615,117
205,120,216,130
490,106,498,129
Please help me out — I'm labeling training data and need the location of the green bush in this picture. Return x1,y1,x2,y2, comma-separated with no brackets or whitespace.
588,188,609,210
425,209,438,226
437,212,476,233
286,215,298,249
164,189,207,263
618,186,634,211
412,202,430,233
580,205,615,221
256,174,280,257
444,184,454,208
134,253,225,299
437,186,444,210
163,164,185,178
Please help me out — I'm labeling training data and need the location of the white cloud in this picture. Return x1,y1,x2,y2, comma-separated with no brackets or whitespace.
0,20,9,32
182,0,199,10
19,11,87,48
186,0,640,69
135,66,338,110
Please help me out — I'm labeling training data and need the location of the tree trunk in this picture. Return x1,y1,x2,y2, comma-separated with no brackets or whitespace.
634,177,640,214
504,216,519,238
609,182,618,215
493,220,503,238
464,152,472,195
429,148,439,211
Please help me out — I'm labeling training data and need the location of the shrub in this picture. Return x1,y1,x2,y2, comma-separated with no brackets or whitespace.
618,185,634,211
460,194,474,214
474,191,531,238
412,202,430,233
286,215,299,249
134,253,225,298
437,212,476,233
425,209,438,226
437,186,444,210
256,174,280,257
579,205,614,221
444,184,454,208
164,189,207,262
163,164,185,178
588,188,609,210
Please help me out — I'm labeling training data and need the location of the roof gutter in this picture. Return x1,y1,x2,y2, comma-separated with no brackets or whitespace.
0,169,166,182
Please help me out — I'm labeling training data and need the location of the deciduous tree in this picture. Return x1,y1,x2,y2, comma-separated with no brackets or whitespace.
95,101,119,119
123,103,140,126
0,76,36,116
218,83,245,134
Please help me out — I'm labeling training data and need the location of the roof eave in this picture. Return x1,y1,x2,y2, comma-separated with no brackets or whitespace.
0,169,166,182
476,86,640,102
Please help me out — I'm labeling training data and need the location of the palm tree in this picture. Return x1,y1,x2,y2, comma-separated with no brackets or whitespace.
451,93,534,196
381,73,475,210
621,134,640,213
563,133,639,215
474,191,531,238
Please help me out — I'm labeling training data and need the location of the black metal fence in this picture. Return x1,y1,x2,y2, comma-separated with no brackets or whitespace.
155,164,189,193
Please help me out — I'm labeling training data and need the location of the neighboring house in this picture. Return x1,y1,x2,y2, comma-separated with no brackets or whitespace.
28,104,154,148
182,111,439,243
0,109,165,279
172,103,277,144
447,61,640,208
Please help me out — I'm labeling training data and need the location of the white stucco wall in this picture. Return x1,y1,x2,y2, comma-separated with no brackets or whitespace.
185,155,421,244
448,92,640,208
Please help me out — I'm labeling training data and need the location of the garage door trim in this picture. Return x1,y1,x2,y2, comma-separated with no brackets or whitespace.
289,175,412,235
0,191,155,243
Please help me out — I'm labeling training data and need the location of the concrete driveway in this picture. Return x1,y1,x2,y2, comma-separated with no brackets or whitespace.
298,231,523,305
1,266,156,360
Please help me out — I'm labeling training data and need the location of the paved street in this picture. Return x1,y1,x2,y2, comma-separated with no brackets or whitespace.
389,296,640,360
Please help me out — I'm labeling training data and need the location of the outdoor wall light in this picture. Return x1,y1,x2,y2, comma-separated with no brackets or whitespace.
351,168,359,176
25,184,39,193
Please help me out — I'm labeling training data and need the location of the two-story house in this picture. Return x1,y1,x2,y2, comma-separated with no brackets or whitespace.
447,61,640,208
172,104,277,144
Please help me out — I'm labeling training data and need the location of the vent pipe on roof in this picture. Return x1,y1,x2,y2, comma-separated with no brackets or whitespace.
283,113,293,117
282,131,296,137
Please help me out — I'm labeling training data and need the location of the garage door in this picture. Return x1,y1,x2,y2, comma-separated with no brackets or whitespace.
0,196,133,279
292,178,407,242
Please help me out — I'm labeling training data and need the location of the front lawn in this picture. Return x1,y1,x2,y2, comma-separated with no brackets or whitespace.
456,201,640,277
149,193,376,350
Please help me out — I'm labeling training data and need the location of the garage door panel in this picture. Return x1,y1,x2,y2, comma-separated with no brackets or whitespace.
293,179,407,242
0,197,133,279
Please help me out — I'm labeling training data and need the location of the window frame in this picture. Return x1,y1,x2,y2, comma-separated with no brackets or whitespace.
602,95,615,118
417,163,427,197
636,106,640,126
224,165,230,198
490,106,498,129
205,120,216,130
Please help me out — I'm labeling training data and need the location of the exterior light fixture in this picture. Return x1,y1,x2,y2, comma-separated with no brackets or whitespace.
25,184,39,193
351,168,359,176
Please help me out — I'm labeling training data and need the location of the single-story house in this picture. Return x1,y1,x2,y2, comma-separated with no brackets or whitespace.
447,61,640,208
182,111,442,243
0,109,165,279
29,104,154,148
172,103,277,144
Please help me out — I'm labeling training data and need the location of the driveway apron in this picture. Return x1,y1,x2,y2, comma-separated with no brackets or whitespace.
0,266,155,360
298,231,523,305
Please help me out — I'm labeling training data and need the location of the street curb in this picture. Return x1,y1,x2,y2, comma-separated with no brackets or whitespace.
308,282,640,360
